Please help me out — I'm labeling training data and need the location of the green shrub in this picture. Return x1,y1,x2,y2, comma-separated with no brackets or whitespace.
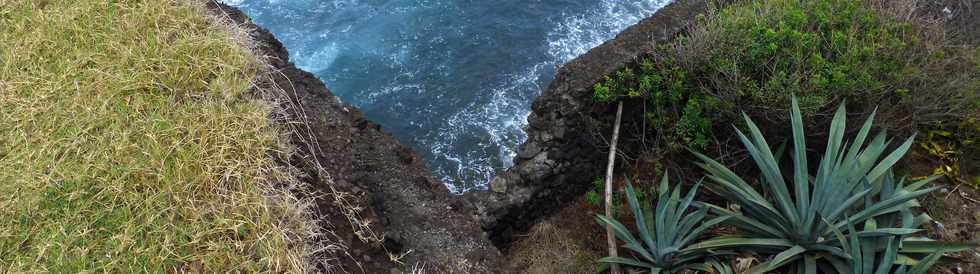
702,0,911,108
586,178,604,207
593,0,979,153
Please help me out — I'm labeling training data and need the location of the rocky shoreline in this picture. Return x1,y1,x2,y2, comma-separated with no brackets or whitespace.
208,0,714,272
209,0,980,272
466,0,712,248
209,2,501,273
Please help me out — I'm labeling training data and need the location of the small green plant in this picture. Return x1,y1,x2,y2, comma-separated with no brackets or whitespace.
586,178,604,207
595,175,731,273
687,98,973,273
587,177,631,216
594,81,613,102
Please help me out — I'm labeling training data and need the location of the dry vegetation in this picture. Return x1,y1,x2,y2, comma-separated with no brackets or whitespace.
0,0,320,272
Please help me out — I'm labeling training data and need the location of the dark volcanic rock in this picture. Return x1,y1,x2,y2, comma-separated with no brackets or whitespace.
207,2,503,273
464,0,711,247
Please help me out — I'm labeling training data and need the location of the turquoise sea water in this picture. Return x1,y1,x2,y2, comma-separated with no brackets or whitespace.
226,0,670,192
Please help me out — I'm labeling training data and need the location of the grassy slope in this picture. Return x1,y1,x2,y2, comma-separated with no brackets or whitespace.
0,0,310,272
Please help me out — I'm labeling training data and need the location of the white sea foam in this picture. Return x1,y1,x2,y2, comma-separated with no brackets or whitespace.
431,63,545,193
367,83,422,105
548,0,671,63
433,0,672,193
226,0,316,8
293,42,340,73
226,0,672,194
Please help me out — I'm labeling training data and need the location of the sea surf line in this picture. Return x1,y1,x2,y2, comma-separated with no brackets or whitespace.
227,0,671,193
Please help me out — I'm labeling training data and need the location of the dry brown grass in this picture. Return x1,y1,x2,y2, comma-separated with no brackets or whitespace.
208,3,393,272
0,0,323,272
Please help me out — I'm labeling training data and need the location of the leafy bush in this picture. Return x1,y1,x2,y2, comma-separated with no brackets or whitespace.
700,0,909,109
686,98,972,273
593,0,979,153
595,175,731,273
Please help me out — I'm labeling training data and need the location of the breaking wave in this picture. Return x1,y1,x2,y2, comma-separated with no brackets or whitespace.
226,0,671,193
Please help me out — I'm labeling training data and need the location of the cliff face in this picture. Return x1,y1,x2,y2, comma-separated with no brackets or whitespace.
465,0,710,247
209,0,980,272
208,2,501,273
211,0,711,271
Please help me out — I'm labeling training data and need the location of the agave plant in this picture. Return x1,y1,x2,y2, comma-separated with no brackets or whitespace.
596,174,732,273
824,171,975,274
807,203,948,274
691,258,736,274
832,227,944,274
686,98,968,273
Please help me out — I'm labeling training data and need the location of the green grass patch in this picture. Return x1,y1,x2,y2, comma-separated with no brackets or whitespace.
0,0,311,272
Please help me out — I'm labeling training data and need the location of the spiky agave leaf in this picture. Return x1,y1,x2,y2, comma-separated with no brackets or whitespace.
596,174,730,273
690,97,957,272
820,219,947,274
689,258,736,274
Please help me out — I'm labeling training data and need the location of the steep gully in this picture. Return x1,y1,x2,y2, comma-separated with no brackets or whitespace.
209,0,710,272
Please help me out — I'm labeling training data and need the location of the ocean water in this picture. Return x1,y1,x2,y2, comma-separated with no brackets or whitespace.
226,0,671,193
